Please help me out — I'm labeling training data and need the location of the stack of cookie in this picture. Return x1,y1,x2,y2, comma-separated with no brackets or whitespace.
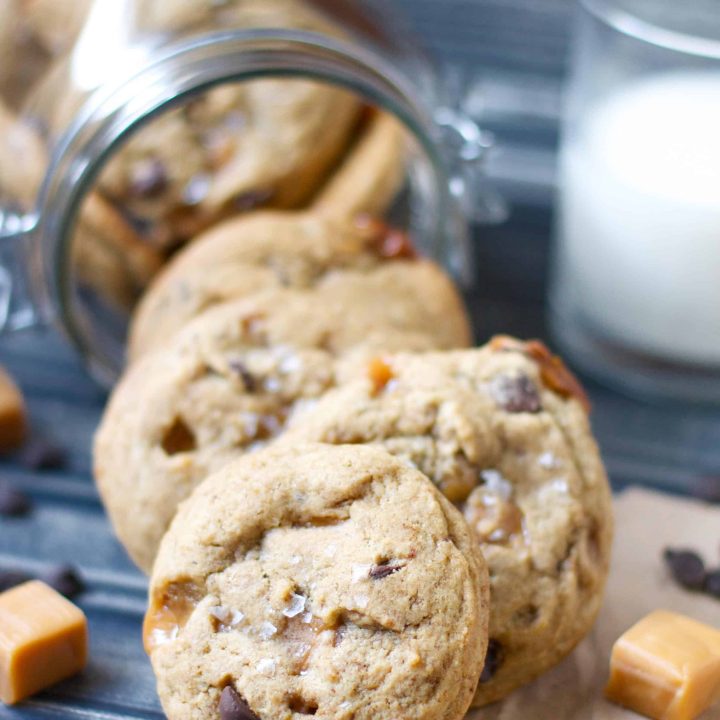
94,188,613,716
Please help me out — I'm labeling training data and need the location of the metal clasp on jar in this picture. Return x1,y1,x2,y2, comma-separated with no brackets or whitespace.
433,70,509,227
0,209,45,334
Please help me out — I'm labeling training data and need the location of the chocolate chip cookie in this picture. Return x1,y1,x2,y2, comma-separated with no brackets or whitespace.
280,337,613,705
96,283,452,573
144,442,490,720
128,210,470,360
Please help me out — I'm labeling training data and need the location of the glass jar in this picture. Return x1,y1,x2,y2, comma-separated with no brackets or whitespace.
550,0,720,403
0,0,503,385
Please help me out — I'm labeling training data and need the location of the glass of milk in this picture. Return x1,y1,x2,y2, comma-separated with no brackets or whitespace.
550,0,720,402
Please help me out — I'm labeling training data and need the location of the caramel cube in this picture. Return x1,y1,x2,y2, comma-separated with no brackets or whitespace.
0,580,88,704
0,367,26,453
606,610,720,720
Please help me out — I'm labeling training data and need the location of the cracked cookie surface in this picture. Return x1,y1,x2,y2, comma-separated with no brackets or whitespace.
280,339,613,705
145,443,490,720
96,282,454,573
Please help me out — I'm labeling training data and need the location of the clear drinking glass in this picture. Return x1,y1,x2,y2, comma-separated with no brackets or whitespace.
550,0,720,402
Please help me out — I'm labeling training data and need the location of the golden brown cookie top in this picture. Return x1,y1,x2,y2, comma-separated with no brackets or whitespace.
147,443,489,720
128,210,470,359
96,281,456,573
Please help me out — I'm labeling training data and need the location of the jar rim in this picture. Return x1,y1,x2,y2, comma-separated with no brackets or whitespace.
580,0,720,59
38,28,455,383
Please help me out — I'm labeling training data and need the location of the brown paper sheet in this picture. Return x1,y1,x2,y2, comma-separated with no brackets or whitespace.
467,488,720,719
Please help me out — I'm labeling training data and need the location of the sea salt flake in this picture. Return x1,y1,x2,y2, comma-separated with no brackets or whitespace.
282,593,307,618
209,606,244,626
183,173,211,204
279,354,301,374
301,611,313,624
480,469,513,500
351,564,372,583
259,621,277,640
290,555,302,565
354,594,369,609
538,451,560,470
551,478,569,493
256,658,276,675
150,626,178,646
263,376,281,393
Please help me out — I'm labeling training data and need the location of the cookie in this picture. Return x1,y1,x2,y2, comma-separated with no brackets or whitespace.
96,283,451,573
92,0,361,253
128,210,470,360
312,110,407,220
280,337,613,705
144,442,490,720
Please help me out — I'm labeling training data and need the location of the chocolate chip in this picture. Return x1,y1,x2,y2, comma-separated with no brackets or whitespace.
229,360,256,392
41,564,85,599
664,548,706,591
480,639,504,683
0,482,31,516
130,158,168,198
369,562,405,580
705,570,720,599
18,439,68,471
0,570,32,592
489,374,542,413
219,686,259,720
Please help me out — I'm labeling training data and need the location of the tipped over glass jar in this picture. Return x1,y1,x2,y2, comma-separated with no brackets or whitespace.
0,0,504,384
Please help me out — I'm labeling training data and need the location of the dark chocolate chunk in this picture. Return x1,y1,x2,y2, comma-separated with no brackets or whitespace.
130,158,168,198
161,417,196,455
0,569,32,592
219,686,259,720
480,639,504,683
229,360,256,392
489,373,542,413
18,439,68,471
663,548,706,591
369,562,405,580
705,569,720,599
0,482,32,516
42,564,85,599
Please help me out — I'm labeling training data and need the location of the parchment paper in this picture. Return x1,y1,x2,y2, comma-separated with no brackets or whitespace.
467,488,720,719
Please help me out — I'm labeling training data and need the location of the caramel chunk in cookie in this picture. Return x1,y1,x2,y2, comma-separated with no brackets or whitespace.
280,340,613,705
490,335,591,412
